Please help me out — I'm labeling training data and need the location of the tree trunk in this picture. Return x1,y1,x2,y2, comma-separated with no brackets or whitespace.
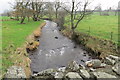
71,29,76,40
20,16,25,24
56,9,58,19
36,13,39,21
33,15,37,21
71,1,74,30
74,12,76,19
16,16,19,21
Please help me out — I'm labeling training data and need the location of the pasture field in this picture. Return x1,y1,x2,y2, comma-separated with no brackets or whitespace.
1,17,44,75
0,16,11,20
2,17,44,49
64,14,118,43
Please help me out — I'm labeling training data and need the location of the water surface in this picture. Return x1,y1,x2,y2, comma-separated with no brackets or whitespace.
29,21,92,73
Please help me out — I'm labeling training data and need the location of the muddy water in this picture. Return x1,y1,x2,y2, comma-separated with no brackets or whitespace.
29,21,92,73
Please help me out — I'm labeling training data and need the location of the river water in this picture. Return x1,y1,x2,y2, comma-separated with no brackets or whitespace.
29,21,92,73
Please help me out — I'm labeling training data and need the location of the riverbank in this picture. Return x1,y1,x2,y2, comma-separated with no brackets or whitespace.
59,26,119,59
2,18,46,78
52,14,119,58
3,20,120,79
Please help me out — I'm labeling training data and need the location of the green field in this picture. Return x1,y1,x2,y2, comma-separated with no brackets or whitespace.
64,14,118,43
2,18,44,49
1,17,44,76
0,16,10,20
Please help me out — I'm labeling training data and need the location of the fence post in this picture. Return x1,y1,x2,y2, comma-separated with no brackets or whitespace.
111,32,113,40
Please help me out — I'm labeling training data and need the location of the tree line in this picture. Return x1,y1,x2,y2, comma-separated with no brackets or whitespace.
2,0,119,36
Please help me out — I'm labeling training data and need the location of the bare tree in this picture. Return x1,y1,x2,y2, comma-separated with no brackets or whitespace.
19,1,29,24
12,1,30,24
45,2,54,19
11,2,20,20
54,1,61,19
31,1,44,21
61,0,96,35
11,0,45,23
40,3,46,18
57,10,67,29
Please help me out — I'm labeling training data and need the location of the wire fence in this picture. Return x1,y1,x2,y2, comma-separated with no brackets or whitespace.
76,26,118,44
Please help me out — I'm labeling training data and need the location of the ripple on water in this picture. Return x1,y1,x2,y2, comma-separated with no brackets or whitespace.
54,30,58,33
38,50,42,55
30,21,92,73
45,54,51,57
49,49,56,55
60,47,65,55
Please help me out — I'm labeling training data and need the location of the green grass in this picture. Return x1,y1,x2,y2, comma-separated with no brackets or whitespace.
2,18,44,49
1,17,44,76
0,16,11,20
64,14,118,43
0,20,2,51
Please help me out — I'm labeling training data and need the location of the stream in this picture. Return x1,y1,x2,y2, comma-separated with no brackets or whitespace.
29,21,92,74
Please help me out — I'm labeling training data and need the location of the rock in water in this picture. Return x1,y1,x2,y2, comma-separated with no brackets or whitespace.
104,57,116,65
67,61,79,71
54,72,64,78
89,68,96,72
79,64,86,69
34,68,56,76
4,66,26,78
92,59,101,68
86,59,101,68
79,69,91,78
32,68,56,79
100,63,107,67
55,37,58,39
112,62,120,75
92,72,117,79
104,55,120,65
109,55,120,62
58,67,66,72
65,72,83,79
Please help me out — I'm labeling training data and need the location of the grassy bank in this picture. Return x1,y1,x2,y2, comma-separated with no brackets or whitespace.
2,18,44,49
64,15,118,43
62,14,119,58
1,17,45,77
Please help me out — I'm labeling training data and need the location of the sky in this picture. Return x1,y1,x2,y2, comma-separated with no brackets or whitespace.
0,0,119,14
